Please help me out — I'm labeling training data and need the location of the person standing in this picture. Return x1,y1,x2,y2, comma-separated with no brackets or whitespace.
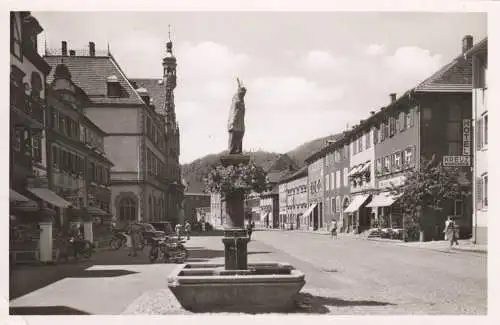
175,223,182,240
444,216,459,248
246,220,253,241
185,222,191,240
128,223,139,257
330,220,338,239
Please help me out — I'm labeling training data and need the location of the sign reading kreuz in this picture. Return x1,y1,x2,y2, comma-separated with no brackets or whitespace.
463,119,471,156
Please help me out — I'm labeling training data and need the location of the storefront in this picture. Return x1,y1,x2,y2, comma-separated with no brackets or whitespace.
343,194,371,233
366,192,402,228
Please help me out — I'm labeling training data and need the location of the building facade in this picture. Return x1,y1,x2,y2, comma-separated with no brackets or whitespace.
209,192,223,229
44,39,183,225
280,167,308,230
278,183,287,229
46,63,113,242
323,136,351,232
259,188,279,229
368,35,475,241
183,193,211,224
468,38,488,244
305,156,324,230
344,122,376,233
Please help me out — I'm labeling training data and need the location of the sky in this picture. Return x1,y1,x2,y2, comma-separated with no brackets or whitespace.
34,12,487,164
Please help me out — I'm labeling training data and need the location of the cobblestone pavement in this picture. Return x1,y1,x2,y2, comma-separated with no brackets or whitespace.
10,232,487,315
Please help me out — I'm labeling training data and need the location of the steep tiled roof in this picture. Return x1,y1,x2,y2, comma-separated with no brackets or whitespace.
414,53,472,93
44,55,144,105
130,78,166,114
279,166,308,184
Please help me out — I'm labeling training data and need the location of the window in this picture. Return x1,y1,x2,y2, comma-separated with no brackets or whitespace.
52,146,59,168
405,108,414,128
23,129,31,156
382,119,389,140
383,156,391,174
373,127,379,144
389,116,396,137
352,140,357,155
331,172,335,189
13,129,21,151
393,152,402,171
325,174,330,191
375,158,382,176
358,137,363,153
403,147,414,168
454,199,463,216
51,111,58,130
119,197,137,222
365,131,371,149
343,168,348,187
10,13,22,60
483,174,488,208
59,114,65,134
478,113,488,150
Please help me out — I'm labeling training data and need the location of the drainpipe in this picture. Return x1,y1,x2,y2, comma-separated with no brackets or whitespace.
472,83,478,244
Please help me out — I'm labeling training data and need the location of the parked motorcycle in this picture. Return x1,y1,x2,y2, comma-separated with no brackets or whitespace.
109,230,128,250
56,235,94,263
148,236,188,263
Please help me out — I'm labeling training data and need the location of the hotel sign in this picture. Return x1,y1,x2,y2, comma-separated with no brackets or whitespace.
463,119,471,156
443,155,471,167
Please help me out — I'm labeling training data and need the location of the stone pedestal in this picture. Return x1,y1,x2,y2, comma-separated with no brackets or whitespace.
38,221,53,263
222,229,249,270
220,154,251,271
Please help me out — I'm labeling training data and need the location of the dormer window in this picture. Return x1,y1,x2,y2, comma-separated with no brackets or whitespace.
106,75,120,97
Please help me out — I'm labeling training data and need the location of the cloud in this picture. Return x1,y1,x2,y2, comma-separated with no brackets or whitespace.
384,46,442,78
300,50,343,71
365,44,386,56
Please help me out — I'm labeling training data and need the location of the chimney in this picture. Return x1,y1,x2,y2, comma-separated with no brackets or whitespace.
462,35,473,53
370,111,375,116
69,50,75,56
89,42,95,56
390,93,397,103
62,41,68,56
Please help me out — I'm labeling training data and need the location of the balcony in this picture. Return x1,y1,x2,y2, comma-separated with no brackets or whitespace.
10,85,44,128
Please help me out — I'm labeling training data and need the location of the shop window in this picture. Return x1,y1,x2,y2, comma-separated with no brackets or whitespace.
383,156,391,174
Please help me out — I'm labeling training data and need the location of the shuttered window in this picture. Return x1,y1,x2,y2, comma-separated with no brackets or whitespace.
475,177,483,210
477,119,483,150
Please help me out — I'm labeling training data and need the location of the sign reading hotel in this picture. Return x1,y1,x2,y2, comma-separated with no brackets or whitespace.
443,155,471,167
463,119,471,156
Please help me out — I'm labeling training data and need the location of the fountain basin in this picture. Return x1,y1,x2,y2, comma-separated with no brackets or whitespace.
167,262,305,313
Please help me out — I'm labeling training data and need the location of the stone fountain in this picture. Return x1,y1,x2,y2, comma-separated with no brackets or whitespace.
167,79,305,313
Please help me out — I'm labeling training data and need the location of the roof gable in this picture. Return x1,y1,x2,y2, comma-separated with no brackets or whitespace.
44,55,145,105
130,78,166,114
414,54,472,93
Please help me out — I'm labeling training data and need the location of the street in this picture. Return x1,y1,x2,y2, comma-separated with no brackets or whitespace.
10,231,487,315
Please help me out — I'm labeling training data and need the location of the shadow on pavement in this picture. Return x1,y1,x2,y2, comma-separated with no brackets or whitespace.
10,305,91,315
294,293,395,314
68,269,138,278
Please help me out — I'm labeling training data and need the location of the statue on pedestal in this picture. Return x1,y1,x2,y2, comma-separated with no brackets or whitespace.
227,78,246,155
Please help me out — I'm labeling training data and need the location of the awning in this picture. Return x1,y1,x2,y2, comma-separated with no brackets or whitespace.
358,162,371,174
301,203,318,218
366,192,401,208
10,189,30,203
344,194,370,213
87,206,109,216
348,165,361,177
27,188,72,208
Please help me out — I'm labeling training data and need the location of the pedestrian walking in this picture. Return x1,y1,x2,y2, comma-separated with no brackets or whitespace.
128,223,139,257
185,222,191,240
246,220,253,241
444,216,459,248
175,223,182,240
330,220,338,239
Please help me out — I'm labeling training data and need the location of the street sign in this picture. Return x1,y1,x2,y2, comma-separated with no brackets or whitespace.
443,155,471,167
463,119,471,156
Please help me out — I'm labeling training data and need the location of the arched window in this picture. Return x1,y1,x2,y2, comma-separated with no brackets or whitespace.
148,195,153,220
31,72,42,99
119,197,137,222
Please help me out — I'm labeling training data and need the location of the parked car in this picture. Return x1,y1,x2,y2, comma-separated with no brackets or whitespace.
135,223,165,245
150,221,174,235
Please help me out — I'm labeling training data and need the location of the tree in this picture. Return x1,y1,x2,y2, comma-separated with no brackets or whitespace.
390,155,471,240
